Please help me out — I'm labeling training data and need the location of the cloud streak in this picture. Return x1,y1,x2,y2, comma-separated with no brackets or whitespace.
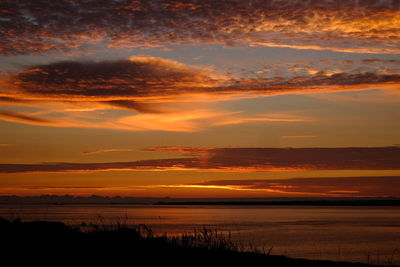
0,110,55,125
146,146,400,171
281,135,317,139
2,0,399,55
187,176,400,197
81,149,133,156
1,146,399,173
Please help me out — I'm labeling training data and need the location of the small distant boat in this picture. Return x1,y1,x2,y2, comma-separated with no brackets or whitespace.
52,202,65,206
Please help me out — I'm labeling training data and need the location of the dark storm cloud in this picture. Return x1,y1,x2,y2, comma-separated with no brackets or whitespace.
11,57,216,100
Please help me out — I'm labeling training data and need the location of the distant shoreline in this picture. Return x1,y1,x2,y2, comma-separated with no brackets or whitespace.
1,196,399,206
155,200,400,206
1,200,400,206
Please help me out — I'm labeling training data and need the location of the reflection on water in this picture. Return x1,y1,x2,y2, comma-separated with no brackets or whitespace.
1,204,399,265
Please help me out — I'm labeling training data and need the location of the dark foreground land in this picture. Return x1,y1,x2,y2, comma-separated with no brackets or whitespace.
0,218,383,266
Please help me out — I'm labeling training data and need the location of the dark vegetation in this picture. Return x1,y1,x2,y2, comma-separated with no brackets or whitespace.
0,217,383,266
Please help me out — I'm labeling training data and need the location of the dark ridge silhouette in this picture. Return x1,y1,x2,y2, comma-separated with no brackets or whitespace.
155,199,400,206
0,218,382,266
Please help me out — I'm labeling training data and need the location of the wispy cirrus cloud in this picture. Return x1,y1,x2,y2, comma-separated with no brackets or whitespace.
1,0,399,55
0,110,55,125
281,135,317,139
0,109,105,128
81,148,133,156
108,110,308,132
1,146,399,174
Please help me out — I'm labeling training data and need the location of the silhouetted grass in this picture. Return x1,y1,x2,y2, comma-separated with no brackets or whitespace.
168,228,237,251
0,217,386,266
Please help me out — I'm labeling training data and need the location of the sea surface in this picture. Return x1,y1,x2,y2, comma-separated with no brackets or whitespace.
1,204,399,265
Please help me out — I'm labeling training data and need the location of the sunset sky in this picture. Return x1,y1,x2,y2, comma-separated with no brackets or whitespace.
1,0,400,198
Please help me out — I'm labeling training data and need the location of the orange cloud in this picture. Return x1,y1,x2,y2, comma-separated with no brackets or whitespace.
4,58,399,104
249,41,400,55
0,109,107,129
147,146,400,171
0,108,307,133
81,149,133,156
2,177,399,197
1,56,398,131
282,135,317,139
109,111,309,132
1,146,399,174
2,1,399,55
0,110,56,126
188,176,400,197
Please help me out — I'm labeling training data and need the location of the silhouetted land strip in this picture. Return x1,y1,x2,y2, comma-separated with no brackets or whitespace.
155,200,400,206
0,218,383,266
1,195,398,205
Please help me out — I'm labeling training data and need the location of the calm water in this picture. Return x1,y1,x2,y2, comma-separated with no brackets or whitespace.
1,204,399,265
